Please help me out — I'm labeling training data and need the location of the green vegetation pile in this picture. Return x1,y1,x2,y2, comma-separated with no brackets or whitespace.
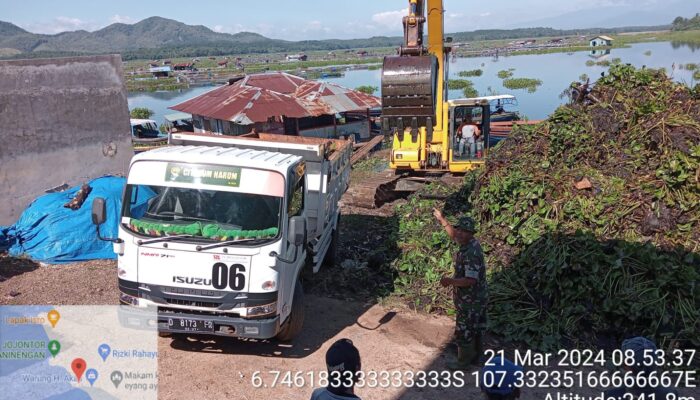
503,77,543,93
447,79,473,90
448,78,479,98
355,85,379,95
391,65,699,350
587,57,623,68
459,69,483,77
497,69,515,79
129,107,155,119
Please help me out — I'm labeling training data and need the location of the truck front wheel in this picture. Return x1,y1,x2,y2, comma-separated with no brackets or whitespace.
276,280,304,342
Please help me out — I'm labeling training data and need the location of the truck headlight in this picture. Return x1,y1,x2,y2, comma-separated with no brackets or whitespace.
262,280,276,290
120,292,139,306
247,302,277,317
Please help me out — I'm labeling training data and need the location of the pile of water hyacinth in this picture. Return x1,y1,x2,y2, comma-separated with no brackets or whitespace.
392,65,699,351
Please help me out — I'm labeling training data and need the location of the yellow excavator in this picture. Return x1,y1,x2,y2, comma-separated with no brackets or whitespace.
346,0,492,208
382,0,491,173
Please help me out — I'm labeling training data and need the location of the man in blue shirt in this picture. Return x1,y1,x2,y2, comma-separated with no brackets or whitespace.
310,338,362,400
481,357,523,400
604,337,677,398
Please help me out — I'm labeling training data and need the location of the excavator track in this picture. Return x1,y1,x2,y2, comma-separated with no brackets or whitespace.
344,170,405,209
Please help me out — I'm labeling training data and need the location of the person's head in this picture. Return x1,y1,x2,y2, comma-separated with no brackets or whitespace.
454,217,476,244
325,338,361,395
481,357,523,400
620,336,657,374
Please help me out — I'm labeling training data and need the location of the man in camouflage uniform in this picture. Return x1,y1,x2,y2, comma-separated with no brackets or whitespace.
433,210,488,370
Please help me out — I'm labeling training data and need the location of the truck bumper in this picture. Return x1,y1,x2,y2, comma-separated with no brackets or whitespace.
117,304,280,339
117,279,280,339
157,311,280,339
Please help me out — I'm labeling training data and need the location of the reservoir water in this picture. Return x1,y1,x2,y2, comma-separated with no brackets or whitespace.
128,41,699,123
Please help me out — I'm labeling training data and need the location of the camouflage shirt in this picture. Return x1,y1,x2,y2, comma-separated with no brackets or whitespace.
453,238,488,310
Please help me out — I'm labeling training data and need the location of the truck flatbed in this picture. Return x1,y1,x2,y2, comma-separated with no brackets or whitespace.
169,132,352,163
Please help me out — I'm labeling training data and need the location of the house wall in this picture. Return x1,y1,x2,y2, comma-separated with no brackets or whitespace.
0,55,133,225
192,116,286,136
300,120,369,140
590,39,612,47
193,114,368,138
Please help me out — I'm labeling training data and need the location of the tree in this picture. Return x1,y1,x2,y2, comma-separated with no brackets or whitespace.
355,85,378,95
130,107,154,119
671,13,700,31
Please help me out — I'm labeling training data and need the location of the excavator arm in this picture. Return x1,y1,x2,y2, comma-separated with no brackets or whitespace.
381,0,449,169
401,0,426,55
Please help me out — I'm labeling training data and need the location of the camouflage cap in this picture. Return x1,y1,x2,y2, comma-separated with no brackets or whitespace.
455,217,477,232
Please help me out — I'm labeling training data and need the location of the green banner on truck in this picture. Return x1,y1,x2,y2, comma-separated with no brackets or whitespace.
165,163,241,187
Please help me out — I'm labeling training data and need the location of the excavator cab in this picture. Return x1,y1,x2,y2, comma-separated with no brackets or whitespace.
448,99,491,171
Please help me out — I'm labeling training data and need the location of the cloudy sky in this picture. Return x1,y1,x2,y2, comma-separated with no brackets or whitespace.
2,0,697,39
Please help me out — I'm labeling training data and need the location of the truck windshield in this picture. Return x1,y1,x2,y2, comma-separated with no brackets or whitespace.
122,185,281,242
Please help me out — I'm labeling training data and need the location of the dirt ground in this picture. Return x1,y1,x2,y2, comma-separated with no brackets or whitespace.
1,257,634,400
0,257,464,399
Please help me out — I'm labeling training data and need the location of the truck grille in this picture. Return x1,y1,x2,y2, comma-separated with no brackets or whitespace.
159,286,223,298
162,296,222,308
158,306,239,318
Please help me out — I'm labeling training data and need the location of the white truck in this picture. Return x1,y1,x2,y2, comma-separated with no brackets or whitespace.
92,132,351,340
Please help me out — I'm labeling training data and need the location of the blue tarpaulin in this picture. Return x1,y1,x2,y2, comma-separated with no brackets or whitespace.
0,176,150,264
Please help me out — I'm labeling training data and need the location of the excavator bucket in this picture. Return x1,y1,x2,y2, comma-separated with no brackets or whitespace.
347,55,438,209
381,55,438,132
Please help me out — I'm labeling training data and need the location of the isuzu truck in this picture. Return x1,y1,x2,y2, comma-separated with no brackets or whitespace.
92,132,351,341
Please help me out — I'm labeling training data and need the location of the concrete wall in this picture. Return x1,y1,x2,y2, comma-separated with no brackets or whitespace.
0,55,133,225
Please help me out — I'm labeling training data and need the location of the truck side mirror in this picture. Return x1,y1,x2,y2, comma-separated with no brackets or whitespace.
288,216,306,246
92,197,107,225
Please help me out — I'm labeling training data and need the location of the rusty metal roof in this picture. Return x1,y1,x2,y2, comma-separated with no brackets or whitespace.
169,72,380,124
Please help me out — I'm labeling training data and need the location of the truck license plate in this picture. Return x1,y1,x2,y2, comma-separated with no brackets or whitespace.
167,317,214,333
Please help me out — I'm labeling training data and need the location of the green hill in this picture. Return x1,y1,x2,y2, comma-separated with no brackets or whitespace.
0,21,27,36
0,15,681,60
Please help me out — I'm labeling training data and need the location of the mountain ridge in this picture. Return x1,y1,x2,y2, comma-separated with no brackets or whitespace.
0,16,679,60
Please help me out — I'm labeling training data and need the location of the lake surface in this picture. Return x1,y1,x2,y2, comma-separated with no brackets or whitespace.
127,86,217,124
128,41,699,123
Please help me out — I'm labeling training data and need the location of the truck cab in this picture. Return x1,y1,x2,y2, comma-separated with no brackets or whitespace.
93,133,351,341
